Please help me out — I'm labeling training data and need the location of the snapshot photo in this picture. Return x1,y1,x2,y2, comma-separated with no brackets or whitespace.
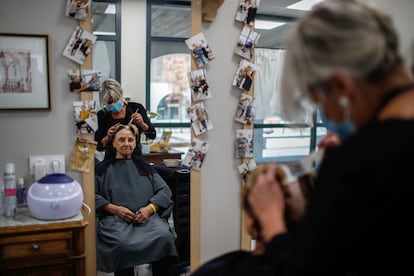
236,129,254,158
68,69,101,92
232,59,257,93
234,93,256,125
188,69,211,101
238,159,257,181
73,100,98,134
65,0,91,20
185,32,214,68
182,138,209,171
187,102,213,136
63,26,97,65
234,27,260,60
235,0,261,26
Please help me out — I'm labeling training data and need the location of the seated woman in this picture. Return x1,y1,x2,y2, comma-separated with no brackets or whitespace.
95,124,178,276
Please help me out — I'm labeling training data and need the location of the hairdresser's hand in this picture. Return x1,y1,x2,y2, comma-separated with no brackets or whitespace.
317,131,341,149
107,123,121,138
131,112,148,130
248,163,287,242
317,131,341,160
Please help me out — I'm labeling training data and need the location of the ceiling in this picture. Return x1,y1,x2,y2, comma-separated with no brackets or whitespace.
149,0,311,49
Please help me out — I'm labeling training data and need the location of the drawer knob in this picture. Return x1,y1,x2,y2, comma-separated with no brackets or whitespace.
32,244,40,251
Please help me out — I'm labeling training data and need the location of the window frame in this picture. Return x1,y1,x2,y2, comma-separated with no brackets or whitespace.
253,13,325,163
146,0,192,131
92,0,122,82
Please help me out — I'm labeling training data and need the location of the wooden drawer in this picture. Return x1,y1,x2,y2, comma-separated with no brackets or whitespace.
0,231,73,260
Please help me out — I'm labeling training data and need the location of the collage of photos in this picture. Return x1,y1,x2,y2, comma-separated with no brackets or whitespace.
234,27,260,60
232,59,257,93
182,138,209,171
68,69,102,93
234,93,256,125
65,0,91,20
235,0,261,26
63,26,97,65
187,102,213,135
185,32,215,68
188,69,211,102
73,100,98,135
236,129,254,159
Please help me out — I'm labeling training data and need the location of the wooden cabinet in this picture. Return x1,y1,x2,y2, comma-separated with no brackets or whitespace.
0,210,88,276
142,149,184,164
166,169,190,274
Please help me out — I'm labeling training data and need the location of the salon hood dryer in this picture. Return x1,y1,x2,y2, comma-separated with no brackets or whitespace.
27,173,83,220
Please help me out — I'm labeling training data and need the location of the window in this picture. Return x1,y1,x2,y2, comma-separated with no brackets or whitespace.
253,5,326,163
147,0,192,152
91,0,121,82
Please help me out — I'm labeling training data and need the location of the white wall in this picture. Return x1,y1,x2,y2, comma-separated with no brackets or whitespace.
198,0,244,263
0,0,80,184
121,0,147,104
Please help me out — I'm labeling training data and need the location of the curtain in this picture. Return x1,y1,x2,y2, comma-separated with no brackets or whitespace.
254,48,286,121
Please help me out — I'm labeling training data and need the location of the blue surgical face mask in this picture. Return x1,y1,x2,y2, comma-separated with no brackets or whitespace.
318,104,356,140
107,100,123,113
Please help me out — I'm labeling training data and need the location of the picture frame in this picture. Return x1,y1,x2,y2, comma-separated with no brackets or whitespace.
0,33,51,111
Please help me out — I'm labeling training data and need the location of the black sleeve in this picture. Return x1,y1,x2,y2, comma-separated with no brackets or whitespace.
95,110,110,151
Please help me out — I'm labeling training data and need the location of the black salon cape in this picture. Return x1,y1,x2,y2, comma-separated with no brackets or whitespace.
95,157,177,272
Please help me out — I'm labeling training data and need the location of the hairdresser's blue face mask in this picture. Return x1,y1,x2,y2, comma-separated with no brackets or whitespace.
318,105,356,140
107,100,123,113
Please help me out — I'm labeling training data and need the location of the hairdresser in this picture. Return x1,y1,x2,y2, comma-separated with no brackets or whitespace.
248,0,414,275
95,79,156,158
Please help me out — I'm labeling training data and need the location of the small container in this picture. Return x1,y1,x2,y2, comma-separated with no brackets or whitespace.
16,177,27,207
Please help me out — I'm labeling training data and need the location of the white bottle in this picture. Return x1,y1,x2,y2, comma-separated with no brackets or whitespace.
3,162,17,217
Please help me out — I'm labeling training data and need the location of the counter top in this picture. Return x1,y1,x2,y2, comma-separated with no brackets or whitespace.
0,207,84,229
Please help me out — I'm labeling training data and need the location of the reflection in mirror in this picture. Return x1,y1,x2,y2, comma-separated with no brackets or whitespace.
253,0,327,165
149,1,192,153
92,0,120,81
148,2,192,274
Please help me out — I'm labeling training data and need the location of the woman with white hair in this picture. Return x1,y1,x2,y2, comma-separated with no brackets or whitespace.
246,0,414,275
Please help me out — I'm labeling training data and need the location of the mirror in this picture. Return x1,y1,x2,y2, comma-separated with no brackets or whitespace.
91,0,317,274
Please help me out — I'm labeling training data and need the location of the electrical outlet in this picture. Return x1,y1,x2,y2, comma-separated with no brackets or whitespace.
29,155,65,175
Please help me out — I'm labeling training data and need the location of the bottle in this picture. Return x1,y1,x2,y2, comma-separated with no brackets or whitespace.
3,162,17,217
16,177,26,207
0,179,4,211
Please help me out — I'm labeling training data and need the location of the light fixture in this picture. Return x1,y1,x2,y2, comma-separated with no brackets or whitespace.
255,20,286,30
287,0,323,11
104,4,116,14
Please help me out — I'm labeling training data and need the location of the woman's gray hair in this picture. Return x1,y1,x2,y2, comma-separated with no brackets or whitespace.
280,0,403,122
100,79,124,107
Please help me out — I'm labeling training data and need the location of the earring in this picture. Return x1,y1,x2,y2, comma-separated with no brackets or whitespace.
339,96,349,107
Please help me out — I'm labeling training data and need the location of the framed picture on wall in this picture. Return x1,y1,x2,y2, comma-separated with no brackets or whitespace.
0,33,51,111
